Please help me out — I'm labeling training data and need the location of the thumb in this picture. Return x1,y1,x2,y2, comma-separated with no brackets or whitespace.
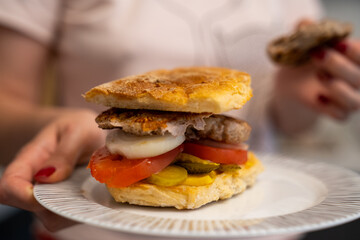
34,124,88,183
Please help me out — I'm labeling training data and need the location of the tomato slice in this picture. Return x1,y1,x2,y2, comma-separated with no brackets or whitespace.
88,145,183,188
183,142,247,165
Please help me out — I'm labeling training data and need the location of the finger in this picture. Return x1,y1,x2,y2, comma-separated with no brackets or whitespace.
0,175,41,211
333,40,360,66
328,79,360,110
34,124,89,183
318,72,360,112
312,48,360,89
317,69,360,110
0,121,70,210
33,110,104,183
292,73,349,121
0,143,52,211
0,121,61,211
315,94,349,120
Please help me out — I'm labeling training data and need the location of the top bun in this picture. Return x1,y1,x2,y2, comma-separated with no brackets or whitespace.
84,67,252,113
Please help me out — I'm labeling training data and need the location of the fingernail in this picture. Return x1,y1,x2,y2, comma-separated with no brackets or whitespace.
318,95,330,104
312,49,327,61
34,167,56,181
333,41,348,54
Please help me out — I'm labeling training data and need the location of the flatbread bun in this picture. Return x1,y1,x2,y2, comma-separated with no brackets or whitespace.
84,67,252,114
106,152,263,209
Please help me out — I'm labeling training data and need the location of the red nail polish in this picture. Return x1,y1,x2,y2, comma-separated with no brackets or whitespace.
318,95,330,104
34,167,56,181
334,41,348,54
312,49,326,61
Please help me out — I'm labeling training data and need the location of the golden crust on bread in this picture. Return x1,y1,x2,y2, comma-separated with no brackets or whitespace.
106,152,263,209
84,67,252,114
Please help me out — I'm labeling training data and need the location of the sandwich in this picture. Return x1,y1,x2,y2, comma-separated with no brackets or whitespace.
84,67,263,209
267,19,352,66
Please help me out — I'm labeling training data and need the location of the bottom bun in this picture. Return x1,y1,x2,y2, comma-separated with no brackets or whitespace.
107,152,263,209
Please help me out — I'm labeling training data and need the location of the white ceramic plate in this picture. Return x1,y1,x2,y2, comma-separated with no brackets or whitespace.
34,154,360,238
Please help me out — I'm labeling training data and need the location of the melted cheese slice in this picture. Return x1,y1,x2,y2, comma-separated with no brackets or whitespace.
106,130,185,159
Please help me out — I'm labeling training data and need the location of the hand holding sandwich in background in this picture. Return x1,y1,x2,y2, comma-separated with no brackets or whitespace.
270,20,360,135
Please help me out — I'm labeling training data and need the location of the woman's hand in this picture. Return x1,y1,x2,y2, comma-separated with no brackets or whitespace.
272,38,360,135
310,40,360,117
0,109,105,231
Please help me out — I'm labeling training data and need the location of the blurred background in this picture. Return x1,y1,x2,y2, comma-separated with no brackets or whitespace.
0,0,359,239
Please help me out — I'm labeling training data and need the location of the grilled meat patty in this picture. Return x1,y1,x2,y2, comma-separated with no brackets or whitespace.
185,115,251,144
96,108,210,136
96,108,251,144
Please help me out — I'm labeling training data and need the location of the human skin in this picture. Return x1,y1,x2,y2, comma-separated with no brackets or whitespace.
271,39,360,135
270,17,360,135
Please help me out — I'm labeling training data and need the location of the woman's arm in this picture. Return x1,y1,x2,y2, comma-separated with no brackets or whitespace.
0,27,105,230
0,26,60,164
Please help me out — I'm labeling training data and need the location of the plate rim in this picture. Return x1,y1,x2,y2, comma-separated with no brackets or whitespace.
33,154,360,238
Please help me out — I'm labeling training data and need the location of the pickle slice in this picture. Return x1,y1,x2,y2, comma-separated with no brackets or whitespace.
218,164,241,172
182,171,216,186
147,166,188,186
175,153,219,174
